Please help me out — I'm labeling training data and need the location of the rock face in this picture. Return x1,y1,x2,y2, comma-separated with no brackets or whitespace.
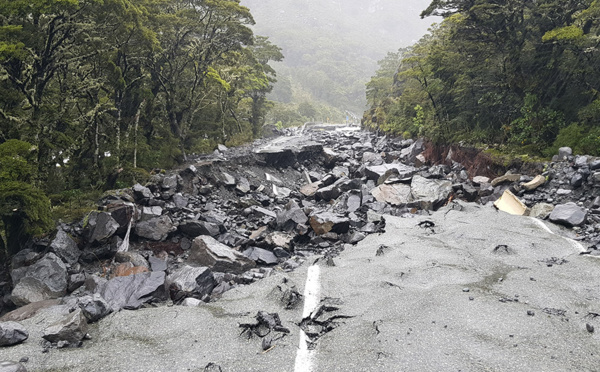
42,308,88,344
0,322,28,346
97,272,167,311
49,230,81,266
188,236,256,274
135,215,174,241
166,266,216,300
549,202,587,227
11,253,68,307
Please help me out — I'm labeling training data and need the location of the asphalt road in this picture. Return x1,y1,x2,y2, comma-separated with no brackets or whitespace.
3,201,600,372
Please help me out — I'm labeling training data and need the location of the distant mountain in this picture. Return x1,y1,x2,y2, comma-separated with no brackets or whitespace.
241,0,438,117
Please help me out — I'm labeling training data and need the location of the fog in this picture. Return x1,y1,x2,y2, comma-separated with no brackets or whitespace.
240,0,439,117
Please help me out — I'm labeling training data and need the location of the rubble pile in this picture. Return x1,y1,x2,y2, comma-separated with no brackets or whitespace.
1,126,600,363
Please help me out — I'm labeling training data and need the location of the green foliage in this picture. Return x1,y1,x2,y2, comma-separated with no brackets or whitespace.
548,123,600,157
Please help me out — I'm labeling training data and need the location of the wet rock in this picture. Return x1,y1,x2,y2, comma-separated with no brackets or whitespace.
216,172,236,186
309,212,350,235
410,175,453,210
179,220,220,237
272,185,292,198
49,229,80,266
571,173,585,188
88,212,120,244
0,361,27,372
42,308,88,344
76,294,111,323
11,253,68,307
315,183,342,201
167,265,215,301
244,247,279,265
236,177,251,194
530,203,555,219
0,321,28,346
399,138,424,164
97,272,167,311
188,236,256,274
132,183,152,201
522,175,546,191
276,201,308,230
135,215,174,241
141,206,163,221
549,202,587,227
371,183,411,206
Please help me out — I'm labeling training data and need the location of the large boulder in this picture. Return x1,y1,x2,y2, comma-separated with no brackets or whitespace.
410,175,453,210
166,265,216,300
243,247,279,265
87,212,120,244
49,230,80,266
549,202,587,227
0,321,28,346
42,308,88,344
97,272,167,311
76,294,112,323
135,215,174,241
179,220,220,237
371,184,412,206
11,253,68,307
188,236,256,274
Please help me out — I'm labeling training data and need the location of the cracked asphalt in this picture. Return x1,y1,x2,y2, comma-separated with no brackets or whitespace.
3,201,600,371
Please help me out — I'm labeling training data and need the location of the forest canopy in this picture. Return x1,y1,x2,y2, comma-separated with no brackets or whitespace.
364,0,600,157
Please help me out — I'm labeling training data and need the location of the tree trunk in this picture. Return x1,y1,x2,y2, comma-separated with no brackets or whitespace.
133,99,145,169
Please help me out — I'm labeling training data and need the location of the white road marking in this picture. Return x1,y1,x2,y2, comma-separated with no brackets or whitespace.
529,217,587,253
294,265,321,372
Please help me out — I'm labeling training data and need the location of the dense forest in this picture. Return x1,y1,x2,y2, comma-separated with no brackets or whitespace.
0,0,283,255
241,0,437,125
365,0,600,157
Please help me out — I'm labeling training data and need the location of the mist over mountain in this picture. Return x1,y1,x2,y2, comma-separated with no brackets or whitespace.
241,0,438,120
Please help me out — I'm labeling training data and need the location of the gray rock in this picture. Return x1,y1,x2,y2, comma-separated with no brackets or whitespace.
272,185,292,198
371,184,412,206
11,253,68,307
89,212,120,244
365,164,417,182
188,236,256,274
309,212,350,235
570,173,584,188
549,202,587,227
315,183,341,201
42,308,88,343
558,147,572,160
473,176,490,185
399,138,424,163
132,183,152,200
236,177,251,194
141,206,163,221
243,247,279,265
491,174,521,187
216,172,236,186
181,298,203,307
49,230,80,266
0,322,28,346
265,232,294,250
410,175,453,211
0,361,27,372
77,294,111,322
179,220,220,237
167,265,215,299
462,184,478,202
115,251,149,269
68,273,86,293
148,255,168,272
575,156,588,167
345,193,362,213
172,193,189,208
252,206,277,219
276,201,308,229
135,215,174,241
97,272,167,311
591,160,600,171
161,175,178,190
529,203,555,220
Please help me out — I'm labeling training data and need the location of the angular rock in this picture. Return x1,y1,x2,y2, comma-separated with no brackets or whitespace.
570,173,584,188
11,253,68,307
315,183,341,201
236,177,251,194
309,212,350,235
141,206,163,221
0,321,28,346
522,175,546,191
549,202,587,227
148,255,168,272
345,193,362,213
88,212,120,244
113,262,149,277
276,201,308,229
243,247,279,265
529,203,555,219
179,220,220,237
265,232,294,250
135,215,174,241
493,189,527,216
272,185,292,198
365,164,417,182
216,172,236,186
181,298,203,307
49,229,80,266
167,265,215,299
462,184,478,202
591,160,600,171
473,176,490,185
300,182,321,197
77,294,111,323
161,175,178,190
491,174,521,187
371,183,412,206
42,308,88,344
97,272,167,311
132,183,152,201
0,361,27,372
410,175,453,210
172,193,189,208
188,236,255,274
558,147,572,160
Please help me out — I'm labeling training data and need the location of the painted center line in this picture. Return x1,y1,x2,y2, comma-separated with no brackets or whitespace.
294,265,321,372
